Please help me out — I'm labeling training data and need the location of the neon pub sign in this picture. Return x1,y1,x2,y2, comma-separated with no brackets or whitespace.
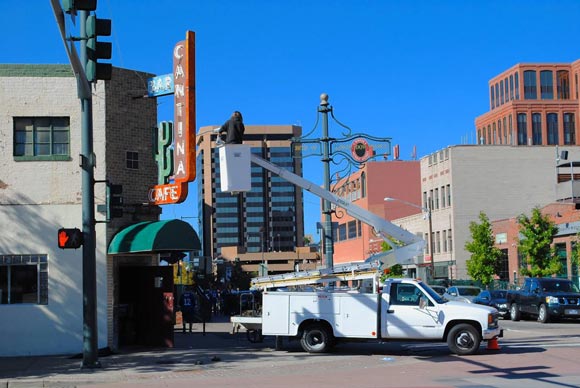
148,31,196,205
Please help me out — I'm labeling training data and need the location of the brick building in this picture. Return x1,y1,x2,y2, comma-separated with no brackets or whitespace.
475,60,580,146
196,125,319,276
0,64,198,356
492,202,580,285
329,160,421,267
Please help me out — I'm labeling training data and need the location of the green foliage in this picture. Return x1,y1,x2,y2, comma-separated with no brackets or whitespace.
380,264,404,282
465,212,502,285
517,207,561,277
572,233,580,274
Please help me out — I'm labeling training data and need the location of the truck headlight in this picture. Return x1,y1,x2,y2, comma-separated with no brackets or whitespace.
546,296,559,304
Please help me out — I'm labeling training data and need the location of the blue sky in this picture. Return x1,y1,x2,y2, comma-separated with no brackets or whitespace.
3,1,580,238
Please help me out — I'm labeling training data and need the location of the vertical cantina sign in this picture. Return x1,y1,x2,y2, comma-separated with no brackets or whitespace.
148,31,196,205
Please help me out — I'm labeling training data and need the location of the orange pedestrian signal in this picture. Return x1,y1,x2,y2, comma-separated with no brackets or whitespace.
58,228,83,249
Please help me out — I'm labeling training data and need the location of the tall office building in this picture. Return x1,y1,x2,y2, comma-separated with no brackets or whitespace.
475,60,580,146
196,125,306,266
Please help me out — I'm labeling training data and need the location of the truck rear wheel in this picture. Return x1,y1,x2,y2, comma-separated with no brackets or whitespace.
300,324,331,353
510,303,521,321
447,323,481,355
538,304,550,323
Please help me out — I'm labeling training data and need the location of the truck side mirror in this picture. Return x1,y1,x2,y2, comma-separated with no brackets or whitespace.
419,296,427,309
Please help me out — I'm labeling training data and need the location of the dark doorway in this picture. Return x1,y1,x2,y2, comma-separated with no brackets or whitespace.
118,266,174,347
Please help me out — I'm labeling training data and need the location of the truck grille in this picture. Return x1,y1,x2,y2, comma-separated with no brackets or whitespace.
558,297,579,305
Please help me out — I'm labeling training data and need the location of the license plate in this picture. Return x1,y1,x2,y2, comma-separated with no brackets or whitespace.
565,309,579,315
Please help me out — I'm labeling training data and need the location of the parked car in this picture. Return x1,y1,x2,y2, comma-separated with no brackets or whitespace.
443,286,481,303
473,290,509,318
506,277,580,323
428,285,447,296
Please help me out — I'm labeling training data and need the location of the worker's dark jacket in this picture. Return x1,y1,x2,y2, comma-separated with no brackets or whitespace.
219,116,245,144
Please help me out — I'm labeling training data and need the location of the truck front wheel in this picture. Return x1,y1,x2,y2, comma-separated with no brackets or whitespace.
510,303,521,321
300,324,331,353
447,324,481,355
538,304,550,323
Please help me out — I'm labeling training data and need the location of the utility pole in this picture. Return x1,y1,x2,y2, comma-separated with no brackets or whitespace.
319,94,333,268
51,0,112,369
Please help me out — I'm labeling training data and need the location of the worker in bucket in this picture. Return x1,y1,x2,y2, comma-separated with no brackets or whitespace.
214,111,245,144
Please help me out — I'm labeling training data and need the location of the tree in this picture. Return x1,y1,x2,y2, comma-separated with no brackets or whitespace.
465,212,502,286
571,232,580,276
517,207,561,277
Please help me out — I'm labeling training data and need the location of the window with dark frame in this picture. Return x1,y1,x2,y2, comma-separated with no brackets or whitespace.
0,255,48,305
13,117,70,160
126,151,139,169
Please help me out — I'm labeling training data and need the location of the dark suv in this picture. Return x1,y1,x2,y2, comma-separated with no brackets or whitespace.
506,278,580,323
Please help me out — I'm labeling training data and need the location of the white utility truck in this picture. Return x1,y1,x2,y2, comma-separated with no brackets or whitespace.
219,144,502,355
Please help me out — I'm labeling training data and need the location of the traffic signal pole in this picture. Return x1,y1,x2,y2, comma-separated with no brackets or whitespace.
79,10,99,369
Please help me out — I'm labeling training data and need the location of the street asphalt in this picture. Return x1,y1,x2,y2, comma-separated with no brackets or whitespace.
2,317,580,388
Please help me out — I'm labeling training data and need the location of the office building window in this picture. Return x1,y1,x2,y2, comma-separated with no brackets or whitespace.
446,184,451,206
564,113,575,145
509,74,514,100
338,223,347,241
126,151,139,169
448,229,453,252
425,233,430,254
504,77,509,102
13,117,70,161
495,83,500,107
487,125,491,144
547,113,559,145
347,221,357,239
0,255,48,305
509,114,513,144
492,122,496,144
500,80,504,105
540,70,553,100
517,113,527,145
503,117,507,144
423,191,428,209
443,230,447,252
524,70,536,99
557,70,570,100
532,113,542,145
498,120,502,144
490,85,495,109
434,188,439,209
435,231,441,253
441,186,446,208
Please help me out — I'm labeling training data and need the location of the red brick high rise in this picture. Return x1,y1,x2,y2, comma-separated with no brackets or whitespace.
475,61,580,146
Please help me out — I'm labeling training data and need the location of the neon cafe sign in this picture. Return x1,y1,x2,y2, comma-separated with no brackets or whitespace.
148,31,196,205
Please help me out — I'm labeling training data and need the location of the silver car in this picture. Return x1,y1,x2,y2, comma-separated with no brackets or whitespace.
443,286,481,303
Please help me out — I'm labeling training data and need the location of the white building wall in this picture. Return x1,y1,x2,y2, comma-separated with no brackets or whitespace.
0,68,108,356
420,145,580,280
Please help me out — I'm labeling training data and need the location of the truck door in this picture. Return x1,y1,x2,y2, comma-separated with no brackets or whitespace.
383,283,443,339
526,279,541,315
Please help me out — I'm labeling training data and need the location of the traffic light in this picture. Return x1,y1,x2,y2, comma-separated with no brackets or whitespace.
85,14,112,82
58,228,84,249
62,0,97,13
106,183,123,220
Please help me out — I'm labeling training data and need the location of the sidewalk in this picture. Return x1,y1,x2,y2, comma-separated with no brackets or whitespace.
0,316,265,387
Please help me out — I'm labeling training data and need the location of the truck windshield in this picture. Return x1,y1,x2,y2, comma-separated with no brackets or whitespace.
542,280,579,293
421,284,446,304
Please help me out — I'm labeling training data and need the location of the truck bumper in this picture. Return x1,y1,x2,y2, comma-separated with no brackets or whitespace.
482,327,502,340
